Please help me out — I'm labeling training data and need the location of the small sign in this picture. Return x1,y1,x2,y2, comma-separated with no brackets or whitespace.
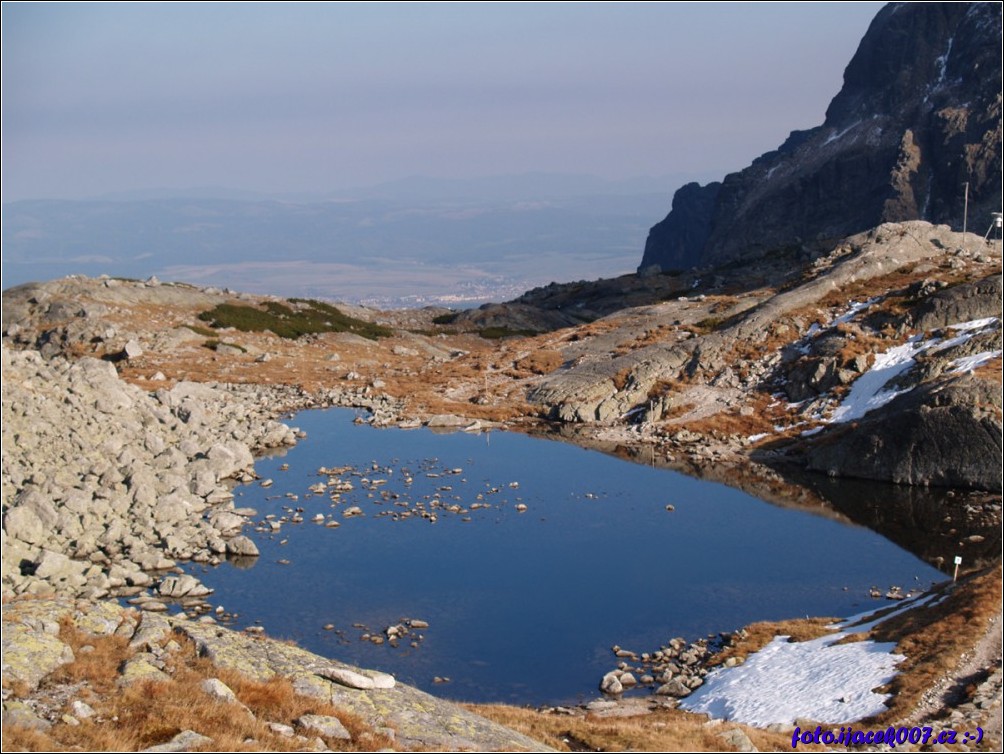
954,556,963,565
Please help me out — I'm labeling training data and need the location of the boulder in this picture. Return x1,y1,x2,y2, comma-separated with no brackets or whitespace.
804,376,1002,490
225,536,260,557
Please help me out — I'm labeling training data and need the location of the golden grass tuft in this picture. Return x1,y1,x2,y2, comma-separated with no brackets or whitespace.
512,349,564,376
49,617,134,696
466,703,829,752
972,355,1003,383
707,617,837,667
4,622,394,752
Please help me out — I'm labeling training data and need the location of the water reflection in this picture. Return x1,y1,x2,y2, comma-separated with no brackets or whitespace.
187,408,948,705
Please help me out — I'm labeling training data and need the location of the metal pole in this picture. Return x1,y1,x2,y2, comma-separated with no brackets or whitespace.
962,182,969,251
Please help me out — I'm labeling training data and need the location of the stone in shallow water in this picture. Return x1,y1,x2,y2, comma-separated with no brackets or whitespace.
225,535,259,557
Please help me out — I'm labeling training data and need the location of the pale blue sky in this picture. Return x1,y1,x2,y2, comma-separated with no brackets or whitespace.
2,1,886,201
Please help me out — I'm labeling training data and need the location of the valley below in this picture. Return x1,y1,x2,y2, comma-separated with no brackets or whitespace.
2,219,1001,751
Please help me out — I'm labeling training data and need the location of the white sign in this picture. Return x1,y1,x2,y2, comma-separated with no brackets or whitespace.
954,556,963,565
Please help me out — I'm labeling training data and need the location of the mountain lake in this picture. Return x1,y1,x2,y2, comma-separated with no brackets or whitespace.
182,407,946,706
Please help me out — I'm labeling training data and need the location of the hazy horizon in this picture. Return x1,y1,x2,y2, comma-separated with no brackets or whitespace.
3,2,884,203
3,2,888,302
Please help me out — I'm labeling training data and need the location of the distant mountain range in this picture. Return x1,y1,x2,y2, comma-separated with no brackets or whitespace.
2,172,717,305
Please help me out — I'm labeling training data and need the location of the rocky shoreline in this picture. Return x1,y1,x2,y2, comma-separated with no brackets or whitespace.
1,596,548,751
3,345,298,602
1,343,555,750
2,234,1000,748
0,339,425,604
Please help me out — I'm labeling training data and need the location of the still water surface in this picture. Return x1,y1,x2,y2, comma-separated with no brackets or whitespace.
185,408,944,705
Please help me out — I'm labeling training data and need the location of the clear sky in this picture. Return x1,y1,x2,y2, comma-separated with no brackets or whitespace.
2,1,886,202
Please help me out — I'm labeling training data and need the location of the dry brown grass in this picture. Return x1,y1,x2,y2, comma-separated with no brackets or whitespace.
4,622,394,752
865,562,1002,724
707,617,837,667
511,349,564,376
612,366,634,391
973,356,1003,383
684,409,773,439
466,703,828,752
680,392,783,439
611,324,679,356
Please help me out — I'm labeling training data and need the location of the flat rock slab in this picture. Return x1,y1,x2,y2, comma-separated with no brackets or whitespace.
175,619,550,751
296,713,351,740
3,594,549,751
1,600,76,690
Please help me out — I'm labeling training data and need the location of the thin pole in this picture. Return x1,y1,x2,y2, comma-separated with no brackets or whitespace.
962,181,969,251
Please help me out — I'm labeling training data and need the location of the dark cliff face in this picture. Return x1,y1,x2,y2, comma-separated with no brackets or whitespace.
640,2,1003,272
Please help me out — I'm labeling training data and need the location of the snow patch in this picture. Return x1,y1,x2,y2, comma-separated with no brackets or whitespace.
795,299,879,354
823,121,860,146
951,350,1002,374
681,632,904,726
828,318,1000,424
828,338,926,423
943,317,999,333
682,594,937,727
831,298,881,327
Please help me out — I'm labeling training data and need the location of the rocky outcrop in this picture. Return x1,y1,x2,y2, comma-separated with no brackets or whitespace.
2,597,547,751
911,274,1004,331
1,345,297,599
803,376,1002,490
641,2,1003,272
535,222,992,420
640,181,722,273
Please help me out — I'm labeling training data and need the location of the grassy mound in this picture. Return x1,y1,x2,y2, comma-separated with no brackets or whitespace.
197,299,391,340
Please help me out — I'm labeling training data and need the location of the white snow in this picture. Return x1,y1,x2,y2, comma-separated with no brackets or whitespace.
829,337,926,423
681,633,903,725
951,350,1002,374
828,317,1000,424
681,596,934,727
794,299,879,355
942,317,999,333
831,298,881,328
823,121,860,146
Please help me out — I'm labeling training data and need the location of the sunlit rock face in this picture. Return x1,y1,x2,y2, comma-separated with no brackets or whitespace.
640,2,1003,273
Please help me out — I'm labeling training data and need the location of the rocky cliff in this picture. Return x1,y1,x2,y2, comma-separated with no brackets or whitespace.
640,2,1003,273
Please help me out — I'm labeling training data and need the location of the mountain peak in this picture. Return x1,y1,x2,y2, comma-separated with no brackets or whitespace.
640,1,1002,273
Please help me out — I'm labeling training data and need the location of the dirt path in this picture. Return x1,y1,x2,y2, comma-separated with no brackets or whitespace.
904,609,1003,744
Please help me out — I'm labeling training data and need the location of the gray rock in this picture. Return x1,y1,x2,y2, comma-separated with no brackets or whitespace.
317,666,395,690
119,654,170,685
425,413,472,428
655,678,692,697
123,339,144,360
296,714,352,741
71,700,97,719
201,678,238,703
141,729,213,752
803,376,1002,490
599,671,623,695
225,536,260,557
1,602,75,690
912,275,1003,331
268,722,295,737
129,610,172,650
2,702,52,732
